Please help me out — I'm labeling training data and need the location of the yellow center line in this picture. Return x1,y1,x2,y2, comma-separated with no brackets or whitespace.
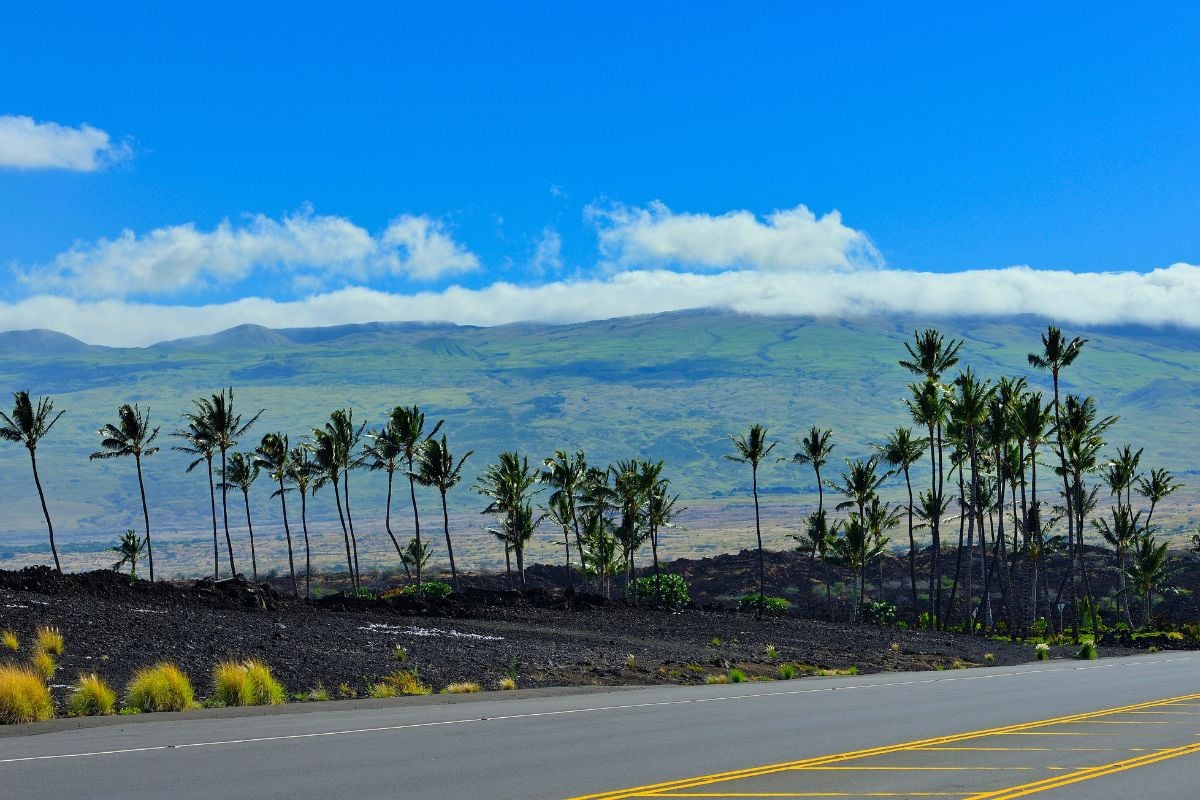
912,746,1128,752
643,794,965,798
565,692,1200,800
963,739,1200,799
789,766,1035,771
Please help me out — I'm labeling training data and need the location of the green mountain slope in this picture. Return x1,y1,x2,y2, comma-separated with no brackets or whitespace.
0,310,1196,576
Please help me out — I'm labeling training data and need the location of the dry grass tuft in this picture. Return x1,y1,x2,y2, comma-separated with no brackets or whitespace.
30,650,56,681
35,626,64,657
67,674,117,716
442,682,481,694
0,665,54,724
705,674,730,684
497,676,517,691
374,670,432,696
2,630,17,652
213,659,285,706
126,663,195,712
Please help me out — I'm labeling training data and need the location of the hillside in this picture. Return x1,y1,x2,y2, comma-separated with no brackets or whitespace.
0,310,1197,578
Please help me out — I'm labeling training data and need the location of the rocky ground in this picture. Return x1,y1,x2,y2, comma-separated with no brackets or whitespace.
0,565,1158,710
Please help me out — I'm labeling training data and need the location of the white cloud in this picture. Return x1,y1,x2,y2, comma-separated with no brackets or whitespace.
529,227,563,275
6,263,1200,347
21,209,479,298
588,201,882,272
0,115,132,171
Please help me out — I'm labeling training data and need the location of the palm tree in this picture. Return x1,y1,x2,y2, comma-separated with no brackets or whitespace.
414,434,472,589
255,433,299,595
91,404,160,582
541,449,588,588
1136,468,1180,531
611,458,658,601
173,408,220,579
875,427,927,609
0,391,66,573
1124,533,1176,627
726,424,778,616
646,474,684,604
948,368,993,632
110,529,146,578
905,378,950,624
309,412,362,592
475,451,540,589
400,537,431,584
828,507,890,620
784,427,834,567
1093,505,1142,627
363,421,408,564
221,451,261,584
206,389,263,578
389,406,444,589
285,445,317,598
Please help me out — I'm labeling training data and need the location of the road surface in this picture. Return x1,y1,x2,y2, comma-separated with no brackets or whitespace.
2,653,1198,799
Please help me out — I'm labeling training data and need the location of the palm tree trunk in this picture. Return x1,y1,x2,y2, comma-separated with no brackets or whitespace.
935,421,946,627
406,458,423,588
904,466,918,610
28,449,61,574
206,456,219,580
277,476,298,596
299,490,312,599
752,465,765,618
135,454,154,583
343,472,361,586
242,490,258,584
651,523,662,604
383,469,405,561
331,474,357,593
220,448,236,577
504,543,512,589
441,488,458,589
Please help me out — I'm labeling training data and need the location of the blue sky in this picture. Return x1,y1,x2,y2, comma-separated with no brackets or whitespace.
1,2,1199,344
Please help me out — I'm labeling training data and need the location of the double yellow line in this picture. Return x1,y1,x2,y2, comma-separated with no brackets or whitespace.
567,692,1200,800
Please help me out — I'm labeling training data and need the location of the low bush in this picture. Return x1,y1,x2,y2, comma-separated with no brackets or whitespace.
497,676,517,691
625,574,691,607
704,674,730,684
35,626,64,657
368,682,397,698
1035,643,1050,661
442,682,481,694
1076,641,1098,661
213,659,286,706
625,654,637,669
394,646,408,662
67,674,116,716
777,663,798,680
375,670,431,696
764,644,779,660
307,685,331,702
126,663,195,712
2,630,17,652
738,594,791,614
0,665,53,724
862,601,897,627
728,668,747,683
383,581,453,601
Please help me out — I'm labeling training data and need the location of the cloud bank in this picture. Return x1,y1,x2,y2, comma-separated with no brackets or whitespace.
21,208,479,298
5,263,1200,348
0,115,132,171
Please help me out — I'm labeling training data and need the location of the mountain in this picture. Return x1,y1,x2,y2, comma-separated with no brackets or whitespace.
0,329,101,356
0,310,1196,575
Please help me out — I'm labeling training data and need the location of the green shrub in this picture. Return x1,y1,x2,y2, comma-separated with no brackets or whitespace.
306,685,331,701
30,650,56,681
245,660,285,705
738,593,791,614
625,574,690,607
394,646,408,662
728,668,747,683
67,674,116,716
126,663,195,712
383,581,453,601
0,665,54,724
1076,641,1098,660
764,644,779,660
1035,642,1050,660
777,663,797,680
862,601,897,627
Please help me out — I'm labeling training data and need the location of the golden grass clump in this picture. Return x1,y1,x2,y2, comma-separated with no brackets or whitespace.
67,674,117,716
30,650,56,681
442,681,481,694
35,626,64,657
0,665,54,724
306,684,331,702
126,663,195,712
2,630,17,652
705,674,730,684
497,676,517,691
368,682,397,698
213,659,286,706
374,669,432,696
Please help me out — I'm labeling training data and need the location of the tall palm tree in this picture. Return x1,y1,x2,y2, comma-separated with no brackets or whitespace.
255,433,299,595
610,459,659,601
875,427,927,609
1136,467,1180,531
285,444,317,598
541,449,588,588
475,451,540,589
309,416,358,592
0,391,66,573
389,406,444,589
727,424,778,616
646,473,684,604
784,427,834,567
905,378,950,624
221,451,261,584
195,389,263,578
91,404,160,582
948,368,993,632
363,422,408,564
1093,505,1142,627
414,434,472,589
173,408,220,579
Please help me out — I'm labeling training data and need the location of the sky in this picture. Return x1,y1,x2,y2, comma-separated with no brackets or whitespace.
1,2,1199,346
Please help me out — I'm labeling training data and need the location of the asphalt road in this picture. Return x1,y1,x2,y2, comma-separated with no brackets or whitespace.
2,653,1198,800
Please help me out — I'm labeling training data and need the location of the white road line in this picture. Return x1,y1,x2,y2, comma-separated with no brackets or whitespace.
2,655,1194,766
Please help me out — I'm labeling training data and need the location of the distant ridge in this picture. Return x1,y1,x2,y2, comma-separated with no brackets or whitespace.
0,329,99,356
150,324,297,351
